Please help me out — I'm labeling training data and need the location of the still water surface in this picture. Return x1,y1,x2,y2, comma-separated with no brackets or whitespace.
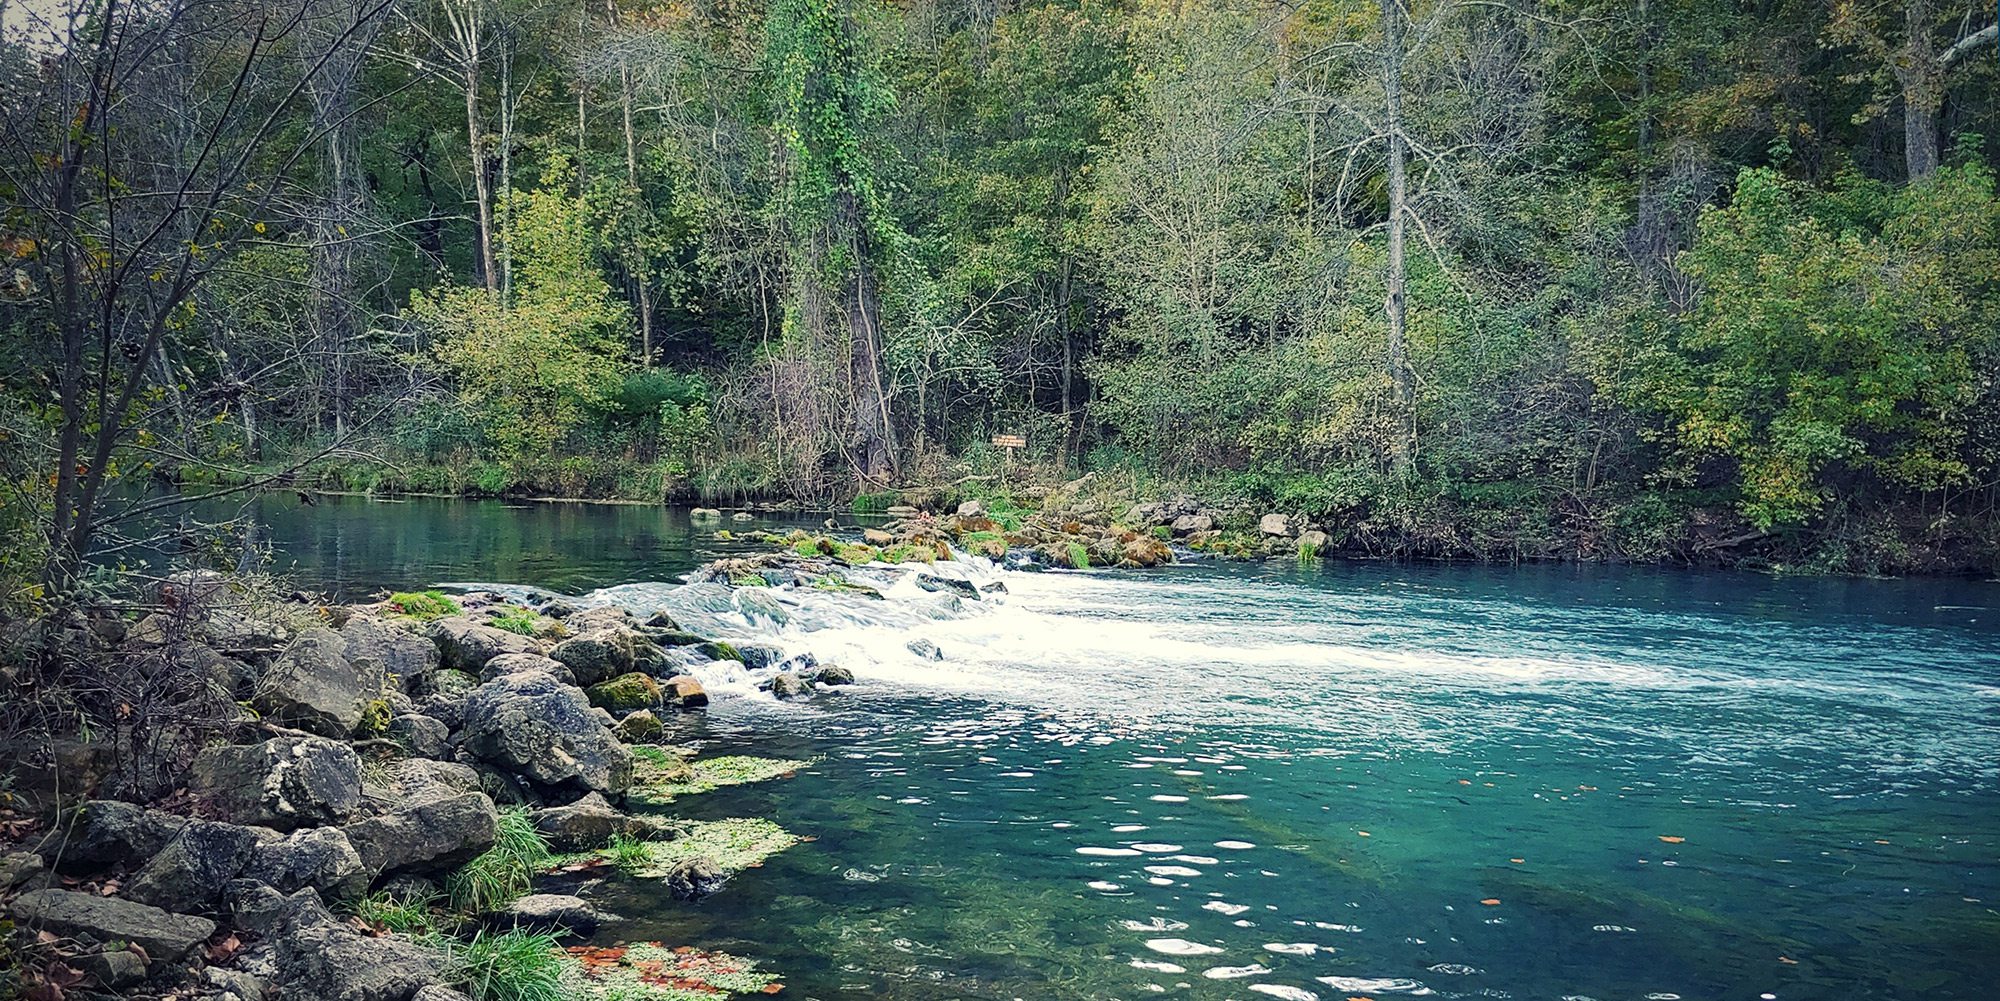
227,494,2000,1001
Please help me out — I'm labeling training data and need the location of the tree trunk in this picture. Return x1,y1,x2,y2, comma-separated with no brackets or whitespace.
620,58,654,366
836,187,896,481
1899,0,1943,181
1381,0,1414,458
465,56,498,291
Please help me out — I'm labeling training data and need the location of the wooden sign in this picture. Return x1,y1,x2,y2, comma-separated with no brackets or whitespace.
991,434,1026,449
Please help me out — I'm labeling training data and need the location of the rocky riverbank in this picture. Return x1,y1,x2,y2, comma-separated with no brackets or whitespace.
0,572,839,1001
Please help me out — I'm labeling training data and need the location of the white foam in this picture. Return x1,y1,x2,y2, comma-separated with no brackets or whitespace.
1144,939,1224,956
1248,986,1320,1001
1076,847,1142,857
1204,964,1272,979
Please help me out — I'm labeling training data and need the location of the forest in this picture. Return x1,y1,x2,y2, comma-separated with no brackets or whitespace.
3,0,1998,593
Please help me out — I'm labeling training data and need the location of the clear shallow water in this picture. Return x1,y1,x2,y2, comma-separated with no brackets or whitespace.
237,495,2000,1000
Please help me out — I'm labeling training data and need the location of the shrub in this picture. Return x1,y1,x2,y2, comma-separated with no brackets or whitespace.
446,809,550,914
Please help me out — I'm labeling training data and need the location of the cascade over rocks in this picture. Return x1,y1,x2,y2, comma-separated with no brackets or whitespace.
190,736,361,831
457,670,633,795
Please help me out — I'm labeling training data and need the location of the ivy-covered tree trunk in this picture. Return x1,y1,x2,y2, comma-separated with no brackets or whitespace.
837,187,897,480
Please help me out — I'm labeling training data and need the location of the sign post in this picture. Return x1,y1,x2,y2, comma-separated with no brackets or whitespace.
991,433,1024,487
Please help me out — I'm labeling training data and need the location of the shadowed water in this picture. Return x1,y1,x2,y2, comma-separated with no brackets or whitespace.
231,494,2000,1000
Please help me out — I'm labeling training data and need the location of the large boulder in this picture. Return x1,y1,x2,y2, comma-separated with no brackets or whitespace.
662,675,708,708
10,888,215,960
340,615,440,689
529,792,672,852
1259,512,1293,537
429,617,542,672
343,792,498,877
248,827,370,901
359,759,484,813
385,713,451,759
256,627,368,736
123,819,262,912
548,630,635,687
1170,513,1214,536
458,672,632,795
1119,536,1172,568
273,920,444,1001
191,737,361,831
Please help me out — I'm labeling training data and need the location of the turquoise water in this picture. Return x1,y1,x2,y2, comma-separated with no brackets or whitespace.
241,495,2000,1000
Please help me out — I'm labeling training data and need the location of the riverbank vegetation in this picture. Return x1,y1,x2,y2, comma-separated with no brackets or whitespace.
2,1,1998,624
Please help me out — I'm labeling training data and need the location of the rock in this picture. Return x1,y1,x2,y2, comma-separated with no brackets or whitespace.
385,713,450,759
429,617,542,672
641,609,678,630
586,672,663,712
0,851,47,892
273,920,445,1001
661,856,727,900
1170,513,1214,536
409,668,481,700
1297,529,1330,551
1259,512,1293,537
256,626,367,737
204,966,267,1001
915,574,979,598
1119,536,1173,568
344,792,498,876
689,507,721,519
10,888,216,959
549,630,637,687
730,511,755,522
39,800,178,871
248,827,370,901
360,759,484,811
479,653,573,684
662,675,708,708
458,672,632,795
768,672,810,699
489,893,616,935
529,792,672,852
815,666,856,686
339,615,440,689
226,881,335,937
862,528,895,546
412,988,474,1001
80,947,149,989
124,819,262,912
614,710,664,743
735,589,790,626
955,500,985,518
190,736,361,831
906,638,943,661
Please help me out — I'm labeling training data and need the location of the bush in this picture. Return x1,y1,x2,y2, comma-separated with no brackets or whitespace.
446,809,550,914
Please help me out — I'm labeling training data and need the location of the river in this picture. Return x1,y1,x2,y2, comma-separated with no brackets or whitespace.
212,493,2000,1001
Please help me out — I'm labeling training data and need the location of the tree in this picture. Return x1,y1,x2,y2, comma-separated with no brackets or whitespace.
1829,0,1997,180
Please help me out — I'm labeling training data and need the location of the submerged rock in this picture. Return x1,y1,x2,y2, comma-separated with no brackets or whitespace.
489,893,617,935
661,856,728,900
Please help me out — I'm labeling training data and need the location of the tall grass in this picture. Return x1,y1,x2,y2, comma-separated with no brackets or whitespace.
445,929,575,1001
446,809,550,914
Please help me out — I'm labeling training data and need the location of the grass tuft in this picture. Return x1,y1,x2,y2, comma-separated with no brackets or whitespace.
350,888,443,936
446,928,576,1001
489,606,539,636
447,808,551,914
390,589,462,621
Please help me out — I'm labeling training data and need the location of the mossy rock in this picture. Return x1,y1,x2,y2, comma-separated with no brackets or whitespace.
832,543,879,565
961,531,1008,559
695,641,741,664
586,673,664,712
630,752,815,806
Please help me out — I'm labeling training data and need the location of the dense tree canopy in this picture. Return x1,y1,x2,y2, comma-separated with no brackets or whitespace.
3,0,1998,592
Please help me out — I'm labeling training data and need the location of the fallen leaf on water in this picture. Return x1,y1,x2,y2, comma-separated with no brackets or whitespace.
1458,779,1471,786
760,985,784,994
1658,836,1685,844
1479,898,1501,906
1778,956,1798,965
1873,840,1890,845
1356,831,1371,837
1509,858,1525,864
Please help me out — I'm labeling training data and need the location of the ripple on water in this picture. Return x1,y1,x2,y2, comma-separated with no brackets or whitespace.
1317,976,1428,993
1150,794,1190,803
1248,986,1320,1001
1113,825,1149,833
1171,854,1219,865
1203,901,1251,916
1145,939,1225,956
1077,847,1143,857
1204,964,1272,979
1087,881,1124,892
1129,959,1186,973
1144,865,1203,877
1131,843,1183,852
1215,840,1257,849
1119,917,1190,932
1262,943,1319,955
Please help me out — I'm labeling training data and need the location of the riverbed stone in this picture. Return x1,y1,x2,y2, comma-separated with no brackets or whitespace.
458,672,632,795
123,819,263,913
10,888,215,959
190,736,361,831
550,630,636,687
661,856,727,900
662,675,708,708
340,614,440,689
273,920,445,1001
586,672,663,712
345,791,497,876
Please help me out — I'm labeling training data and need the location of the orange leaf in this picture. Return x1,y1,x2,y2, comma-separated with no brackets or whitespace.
1479,898,1501,906
761,985,785,994
1356,831,1371,837
1658,836,1685,844
1508,858,1524,864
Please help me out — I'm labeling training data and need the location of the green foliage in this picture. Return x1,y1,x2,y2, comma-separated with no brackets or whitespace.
354,698,392,739
351,890,443,936
1639,165,1998,529
446,929,575,1001
446,809,551,914
1064,542,1090,569
850,491,898,514
607,833,652,873
390,590,462,621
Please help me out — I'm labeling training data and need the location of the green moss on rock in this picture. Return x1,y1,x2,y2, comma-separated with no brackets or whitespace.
586,673,664,712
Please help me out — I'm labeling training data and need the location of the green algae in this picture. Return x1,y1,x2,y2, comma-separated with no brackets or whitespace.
629,750,815,806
